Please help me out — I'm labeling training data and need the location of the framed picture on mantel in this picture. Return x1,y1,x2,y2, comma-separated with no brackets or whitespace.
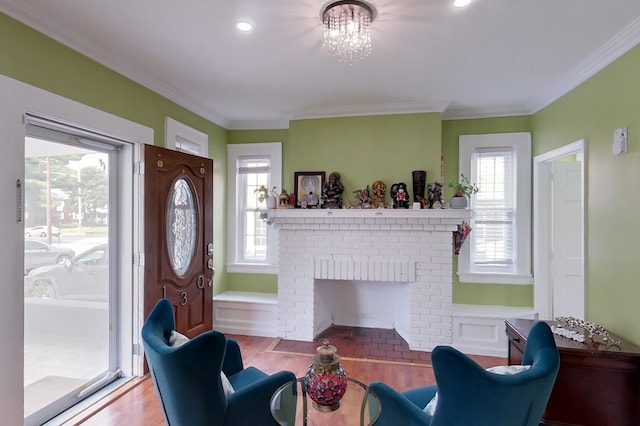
294,171,325,208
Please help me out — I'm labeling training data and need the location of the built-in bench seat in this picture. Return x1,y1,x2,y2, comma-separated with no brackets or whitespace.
213,291,278,337
452,304,537,358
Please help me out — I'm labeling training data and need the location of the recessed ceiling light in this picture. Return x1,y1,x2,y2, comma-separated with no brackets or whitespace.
453,0,471,7
237,21,252,32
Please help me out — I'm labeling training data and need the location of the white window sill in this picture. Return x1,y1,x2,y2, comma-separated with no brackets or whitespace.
226,263,279,274
457,272,533,285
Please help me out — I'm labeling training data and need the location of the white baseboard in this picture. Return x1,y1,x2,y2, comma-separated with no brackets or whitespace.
213,291,278,338
452,304,538,358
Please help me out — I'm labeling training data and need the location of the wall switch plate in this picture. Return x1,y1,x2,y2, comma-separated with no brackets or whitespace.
613,127,628,155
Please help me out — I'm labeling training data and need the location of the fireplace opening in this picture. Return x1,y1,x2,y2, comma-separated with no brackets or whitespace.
313,280,410,343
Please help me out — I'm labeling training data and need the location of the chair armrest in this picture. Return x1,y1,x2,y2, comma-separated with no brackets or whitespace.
224,371,296,425
222,338,244,376
369,382,431,426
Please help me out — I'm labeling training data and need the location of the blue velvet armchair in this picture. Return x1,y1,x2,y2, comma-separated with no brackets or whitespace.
370,321,560,426
142,298,296,426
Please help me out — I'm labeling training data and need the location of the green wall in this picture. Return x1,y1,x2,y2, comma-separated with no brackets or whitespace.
532,44,640,344
288,114,442,204
1,14,229,295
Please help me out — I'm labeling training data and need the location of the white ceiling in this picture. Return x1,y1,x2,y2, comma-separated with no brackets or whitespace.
3,1,640,130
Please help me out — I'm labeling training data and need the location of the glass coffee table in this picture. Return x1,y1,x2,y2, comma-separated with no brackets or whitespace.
270,377,381,426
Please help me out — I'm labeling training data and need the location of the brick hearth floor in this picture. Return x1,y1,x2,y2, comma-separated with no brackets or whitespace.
272,325,433,364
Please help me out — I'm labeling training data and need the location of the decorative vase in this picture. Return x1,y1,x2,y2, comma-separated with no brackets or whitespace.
412,170,426,203
266,195,277,209
304,340,348,412
450,196,468,209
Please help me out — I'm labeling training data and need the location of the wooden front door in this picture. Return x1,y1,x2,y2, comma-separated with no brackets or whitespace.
143,144,214,337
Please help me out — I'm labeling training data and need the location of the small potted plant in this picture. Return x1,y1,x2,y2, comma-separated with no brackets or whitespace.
448,174,478,209
254,185,278,222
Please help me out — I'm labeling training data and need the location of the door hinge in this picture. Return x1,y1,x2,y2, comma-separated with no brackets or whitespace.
134,161,145,175
132,343,141,355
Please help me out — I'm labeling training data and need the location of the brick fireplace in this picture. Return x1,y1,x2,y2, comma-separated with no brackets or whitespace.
272,208,470,352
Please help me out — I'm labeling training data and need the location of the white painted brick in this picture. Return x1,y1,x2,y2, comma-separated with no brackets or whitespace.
277,213,459,351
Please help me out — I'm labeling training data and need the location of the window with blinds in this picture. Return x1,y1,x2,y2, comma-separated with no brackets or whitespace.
238,156,270,262
458,132,532,285
470,148,515,272
226,142,281,273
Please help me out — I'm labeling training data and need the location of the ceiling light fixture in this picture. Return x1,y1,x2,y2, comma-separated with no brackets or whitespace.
236,21,252,32
453,0,471,8
321,1,376,63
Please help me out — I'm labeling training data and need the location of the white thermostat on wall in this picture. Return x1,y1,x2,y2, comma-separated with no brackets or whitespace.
613,127,628,155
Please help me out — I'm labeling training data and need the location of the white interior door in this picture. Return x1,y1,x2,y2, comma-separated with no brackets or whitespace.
551,161,584,318
533,140,585,321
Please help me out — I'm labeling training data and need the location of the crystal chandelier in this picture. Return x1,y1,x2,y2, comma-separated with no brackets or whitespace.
321,1,376,62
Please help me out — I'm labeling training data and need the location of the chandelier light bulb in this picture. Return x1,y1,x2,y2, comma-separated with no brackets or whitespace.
321,1,376,63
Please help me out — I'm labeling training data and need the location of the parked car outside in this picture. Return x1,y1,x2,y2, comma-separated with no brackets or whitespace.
24,225,61,238
24,244,108,301
24,239,75,274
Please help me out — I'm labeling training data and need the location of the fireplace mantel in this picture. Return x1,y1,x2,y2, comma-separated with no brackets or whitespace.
271,208,470,222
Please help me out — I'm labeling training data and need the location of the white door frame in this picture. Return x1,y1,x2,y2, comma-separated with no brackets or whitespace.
533,139,586,320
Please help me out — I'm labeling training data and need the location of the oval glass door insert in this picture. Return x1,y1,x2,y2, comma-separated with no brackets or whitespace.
166,178,197,276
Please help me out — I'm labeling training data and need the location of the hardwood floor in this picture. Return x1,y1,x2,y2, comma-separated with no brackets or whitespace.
71,334,505,425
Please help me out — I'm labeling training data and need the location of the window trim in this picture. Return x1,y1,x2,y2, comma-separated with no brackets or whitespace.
165,117,208,157
226,142,281,274
457,132,533,285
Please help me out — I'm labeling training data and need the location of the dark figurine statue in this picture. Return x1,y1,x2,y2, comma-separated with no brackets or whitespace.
426,182,443,209
390,182,410,209
322,171,344,209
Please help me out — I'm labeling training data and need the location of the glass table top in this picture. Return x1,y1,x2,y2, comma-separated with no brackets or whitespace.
270,377,381,426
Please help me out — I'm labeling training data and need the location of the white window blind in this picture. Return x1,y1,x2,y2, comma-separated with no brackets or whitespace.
238,156,270,262
470,148,515,270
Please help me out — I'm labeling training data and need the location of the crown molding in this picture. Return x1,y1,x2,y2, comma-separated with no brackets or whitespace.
442,105,532,120
529,15,640,114
287,100,449,120
1,1,230,129
226,119,291,130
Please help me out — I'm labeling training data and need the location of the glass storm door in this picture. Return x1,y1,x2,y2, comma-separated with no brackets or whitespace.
24,128,119,425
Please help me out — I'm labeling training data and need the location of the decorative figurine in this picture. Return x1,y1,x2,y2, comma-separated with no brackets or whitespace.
322,171,344,209
390,182,409,209
304,340,348,412
353,185,372,208
426,182,443,209
371,180,386,208
278,189,289,209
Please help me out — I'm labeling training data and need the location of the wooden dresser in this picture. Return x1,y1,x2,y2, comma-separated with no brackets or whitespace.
505,318,640,426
